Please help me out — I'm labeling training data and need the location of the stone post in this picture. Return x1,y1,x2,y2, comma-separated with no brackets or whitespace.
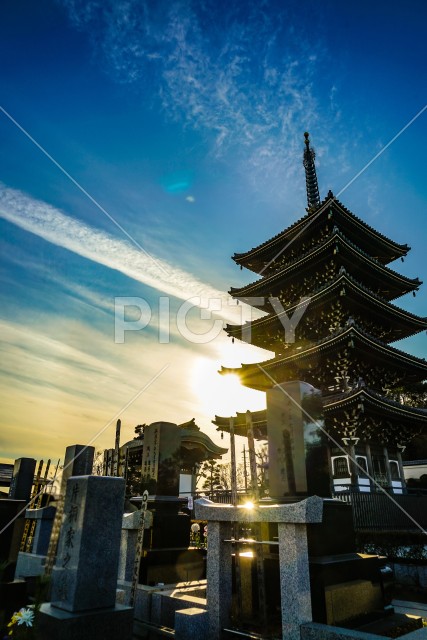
205,520,233,638
278,522,312,640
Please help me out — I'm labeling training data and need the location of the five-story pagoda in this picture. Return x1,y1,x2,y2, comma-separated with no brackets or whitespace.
215,133,427,494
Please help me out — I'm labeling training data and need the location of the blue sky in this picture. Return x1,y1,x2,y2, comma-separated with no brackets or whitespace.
0,0,426,464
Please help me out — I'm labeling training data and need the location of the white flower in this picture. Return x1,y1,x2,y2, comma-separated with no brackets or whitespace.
16,607,34,627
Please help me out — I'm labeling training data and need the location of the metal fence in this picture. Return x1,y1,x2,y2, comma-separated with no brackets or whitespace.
349,491,427,532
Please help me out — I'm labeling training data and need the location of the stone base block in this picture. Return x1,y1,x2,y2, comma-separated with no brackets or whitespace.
325,579,382,625
175,607,208,640
15,552,46,578
37,602,133,640
151,586,206,628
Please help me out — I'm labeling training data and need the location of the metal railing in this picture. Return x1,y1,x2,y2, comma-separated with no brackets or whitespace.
350,491,427,532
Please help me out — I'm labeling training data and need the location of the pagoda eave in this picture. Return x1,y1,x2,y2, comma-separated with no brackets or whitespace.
213,388,427,441
230,231,420,303
225,273,427,348
232,195,410,274
324,387,427,423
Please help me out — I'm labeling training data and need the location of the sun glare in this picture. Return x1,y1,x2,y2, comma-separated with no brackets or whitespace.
191,354,265,419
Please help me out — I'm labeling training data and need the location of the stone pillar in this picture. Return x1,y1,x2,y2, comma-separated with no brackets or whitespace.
117,511,141,583
205,520,233,639
38,475,133,640
278,522,312,640
267,381,329,499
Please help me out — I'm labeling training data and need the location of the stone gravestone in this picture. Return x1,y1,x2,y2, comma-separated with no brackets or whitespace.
43,444,95,576
140,422,181,496
60,444,95,493
137,422,199,585
8,458,37,502
38,475,133,640
266,381,330,500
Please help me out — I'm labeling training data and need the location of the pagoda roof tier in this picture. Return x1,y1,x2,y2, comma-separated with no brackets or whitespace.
323,387,427,445
213,388,427,443
233,194,409,275
230,229,421,305
220,325,427,392
226,272,427,348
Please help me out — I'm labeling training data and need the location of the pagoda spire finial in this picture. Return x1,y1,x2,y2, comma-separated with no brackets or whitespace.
303,131,320,210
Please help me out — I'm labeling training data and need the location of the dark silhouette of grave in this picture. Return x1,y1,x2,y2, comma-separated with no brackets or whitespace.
0,458,37,622
134,422,207,585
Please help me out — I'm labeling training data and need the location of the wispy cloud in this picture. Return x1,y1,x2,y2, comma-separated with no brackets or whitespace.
0,183,255,323
58,0,337,196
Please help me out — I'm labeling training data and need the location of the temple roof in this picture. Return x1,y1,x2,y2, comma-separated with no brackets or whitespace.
225,272,427,347
213,409,269,440
213,388,427,440
122,419,227,461
179,418,228,459
324,387,427,422
230,229,420,304
220,324,427,392
232,194,409,274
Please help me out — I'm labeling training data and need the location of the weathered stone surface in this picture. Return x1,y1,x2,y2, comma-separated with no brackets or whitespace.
278,522,312,640
324,580,382,625
175,607,208,640
25,505,55,555
151,586,207,628
50,475,125,612
15,552,46,578
60,445,94,493
267,381,329,499
205,520,233,639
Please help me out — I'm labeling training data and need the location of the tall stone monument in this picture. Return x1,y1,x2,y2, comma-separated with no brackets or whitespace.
38,475,133,640
60,444,95,493
140,422,181,496
43,444,95,577
137,422,201,585
266,381,330,500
